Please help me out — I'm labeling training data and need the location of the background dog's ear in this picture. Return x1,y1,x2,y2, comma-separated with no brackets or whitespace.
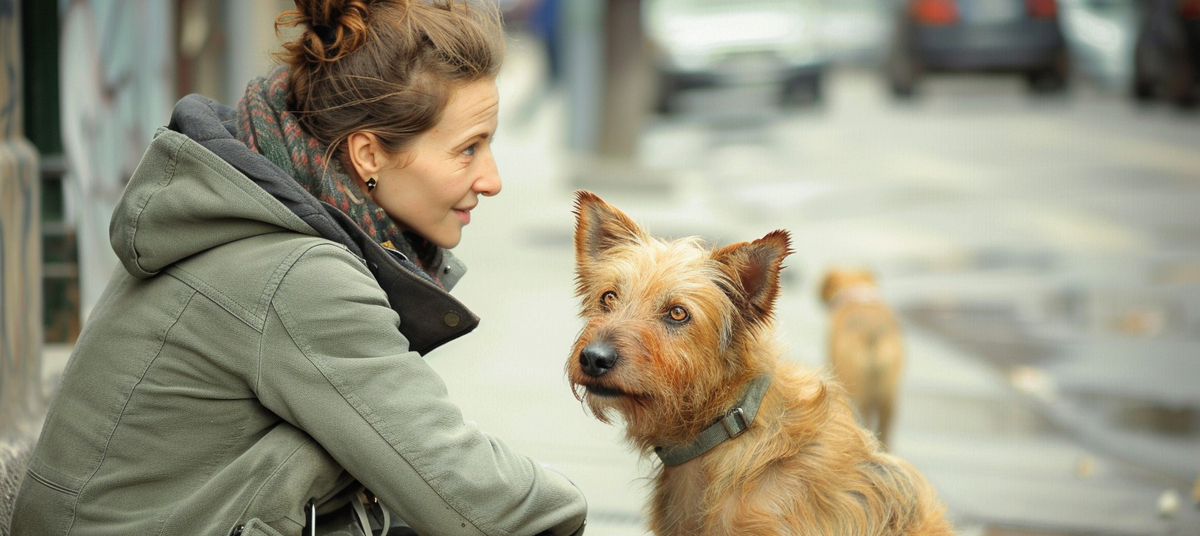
713,230,792,326
820,270,842,305
573,190,646,265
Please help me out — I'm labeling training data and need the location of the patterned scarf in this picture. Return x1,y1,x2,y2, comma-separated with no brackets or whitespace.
236,69,442,281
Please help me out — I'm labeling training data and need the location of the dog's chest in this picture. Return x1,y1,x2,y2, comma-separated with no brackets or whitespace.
652,464,728,535
658,464,705,504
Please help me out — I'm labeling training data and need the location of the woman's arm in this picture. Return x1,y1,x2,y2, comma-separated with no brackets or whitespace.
257,242,587,536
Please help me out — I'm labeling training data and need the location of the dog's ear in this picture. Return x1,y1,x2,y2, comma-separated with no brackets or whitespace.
856,269,878,286
573,190,646,264
712,230,792,326
819,270,842,305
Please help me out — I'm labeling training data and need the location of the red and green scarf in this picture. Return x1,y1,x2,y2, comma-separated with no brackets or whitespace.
236,69,441,279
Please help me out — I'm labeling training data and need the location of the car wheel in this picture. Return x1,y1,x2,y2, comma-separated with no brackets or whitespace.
1133,75,1156,102
781,73,822,107
1164,58,1198,107
1026,69,1067,93
888,53,918,98
1132,39,1157,102
1027,52,1069,94
655,75,680,116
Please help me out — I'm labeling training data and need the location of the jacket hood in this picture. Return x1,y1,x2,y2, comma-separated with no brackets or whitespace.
111,95,348,277
110,94,477,354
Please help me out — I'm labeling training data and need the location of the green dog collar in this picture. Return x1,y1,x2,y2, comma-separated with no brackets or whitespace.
654,375,773,467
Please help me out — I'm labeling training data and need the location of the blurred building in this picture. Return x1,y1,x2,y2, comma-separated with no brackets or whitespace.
22,0,291,347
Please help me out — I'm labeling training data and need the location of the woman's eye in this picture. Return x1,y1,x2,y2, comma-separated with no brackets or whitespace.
667,305,689,323
462,144,477,156
599,291,617,310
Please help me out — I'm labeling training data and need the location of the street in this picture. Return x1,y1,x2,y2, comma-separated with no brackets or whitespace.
431,58,1200,535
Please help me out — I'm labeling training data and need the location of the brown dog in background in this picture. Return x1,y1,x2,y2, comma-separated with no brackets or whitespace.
567,191,952,536
820,268,906,449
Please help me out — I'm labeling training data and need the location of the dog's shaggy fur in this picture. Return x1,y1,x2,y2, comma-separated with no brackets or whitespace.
820,268,906,448
566,191,953,536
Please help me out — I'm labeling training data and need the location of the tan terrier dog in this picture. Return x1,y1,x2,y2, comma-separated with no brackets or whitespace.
820,268,906,449
566,191,953,536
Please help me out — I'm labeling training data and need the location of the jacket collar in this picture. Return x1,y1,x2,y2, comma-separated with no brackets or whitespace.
318,206,478,354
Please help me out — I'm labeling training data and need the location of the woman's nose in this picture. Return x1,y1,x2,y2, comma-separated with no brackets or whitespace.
474,152,502,197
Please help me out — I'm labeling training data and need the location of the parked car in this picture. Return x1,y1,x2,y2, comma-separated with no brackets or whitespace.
887,0,1071,96
1131,0,1200,106
643,0,829,114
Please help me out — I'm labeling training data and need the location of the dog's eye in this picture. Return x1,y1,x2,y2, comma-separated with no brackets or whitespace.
667,305,689,324
600,291,618,310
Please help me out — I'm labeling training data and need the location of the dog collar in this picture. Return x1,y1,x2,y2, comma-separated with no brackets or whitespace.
654,375,772,467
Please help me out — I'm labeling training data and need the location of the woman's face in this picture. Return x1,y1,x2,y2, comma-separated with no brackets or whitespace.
373,79,501,249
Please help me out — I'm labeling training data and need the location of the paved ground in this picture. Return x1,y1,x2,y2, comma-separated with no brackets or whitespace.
41,36,1200,536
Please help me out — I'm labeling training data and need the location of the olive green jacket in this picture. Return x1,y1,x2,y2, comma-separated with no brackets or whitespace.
12,95,587,536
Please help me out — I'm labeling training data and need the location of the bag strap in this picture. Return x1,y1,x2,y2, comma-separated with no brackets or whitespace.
351,493,374,535
351,491,395,536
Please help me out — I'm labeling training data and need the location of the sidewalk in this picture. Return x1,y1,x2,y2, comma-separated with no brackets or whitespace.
468,44,1200,534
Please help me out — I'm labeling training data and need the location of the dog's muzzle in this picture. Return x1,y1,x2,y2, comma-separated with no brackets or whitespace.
579,342,618,377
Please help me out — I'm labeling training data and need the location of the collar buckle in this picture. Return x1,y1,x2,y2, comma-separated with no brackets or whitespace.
721,407,748,439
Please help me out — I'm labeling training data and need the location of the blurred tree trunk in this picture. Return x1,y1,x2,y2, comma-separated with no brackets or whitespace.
598,0,653,159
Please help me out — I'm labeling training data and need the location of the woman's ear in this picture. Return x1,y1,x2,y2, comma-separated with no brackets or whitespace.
345,131,385,182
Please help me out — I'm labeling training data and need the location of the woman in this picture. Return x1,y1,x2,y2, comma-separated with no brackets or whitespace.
11,1,588,535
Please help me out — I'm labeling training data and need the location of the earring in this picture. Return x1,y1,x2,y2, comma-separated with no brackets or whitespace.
366,177,377,192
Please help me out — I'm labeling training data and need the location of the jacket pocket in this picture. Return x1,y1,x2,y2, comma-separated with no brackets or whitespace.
10,469,78,535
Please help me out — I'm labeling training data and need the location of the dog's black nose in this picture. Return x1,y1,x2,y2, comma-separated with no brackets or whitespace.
579,342,618,377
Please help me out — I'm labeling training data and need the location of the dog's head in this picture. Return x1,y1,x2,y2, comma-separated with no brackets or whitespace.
819,268,878,307
566,191,791,446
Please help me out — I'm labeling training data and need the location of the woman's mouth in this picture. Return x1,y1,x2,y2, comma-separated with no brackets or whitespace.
454,209,471,225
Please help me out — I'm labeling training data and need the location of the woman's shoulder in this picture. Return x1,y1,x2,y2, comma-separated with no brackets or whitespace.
171,232,376,324
185,232,360,273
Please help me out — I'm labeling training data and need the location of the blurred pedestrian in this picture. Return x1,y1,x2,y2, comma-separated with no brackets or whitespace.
502,0,564,84
10,1,588,535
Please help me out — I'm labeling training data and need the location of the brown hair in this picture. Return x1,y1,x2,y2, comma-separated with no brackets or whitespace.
274,0,504,171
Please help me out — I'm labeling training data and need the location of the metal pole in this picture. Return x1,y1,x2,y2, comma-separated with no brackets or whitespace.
564,0,604,154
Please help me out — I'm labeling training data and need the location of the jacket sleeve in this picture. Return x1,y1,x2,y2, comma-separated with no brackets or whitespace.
256,242,587,536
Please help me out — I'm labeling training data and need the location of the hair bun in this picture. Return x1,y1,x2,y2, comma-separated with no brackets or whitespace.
279,0,375,64
312,23,337,44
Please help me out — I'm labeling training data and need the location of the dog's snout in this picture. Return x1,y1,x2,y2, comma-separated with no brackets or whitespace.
579,342,619,377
